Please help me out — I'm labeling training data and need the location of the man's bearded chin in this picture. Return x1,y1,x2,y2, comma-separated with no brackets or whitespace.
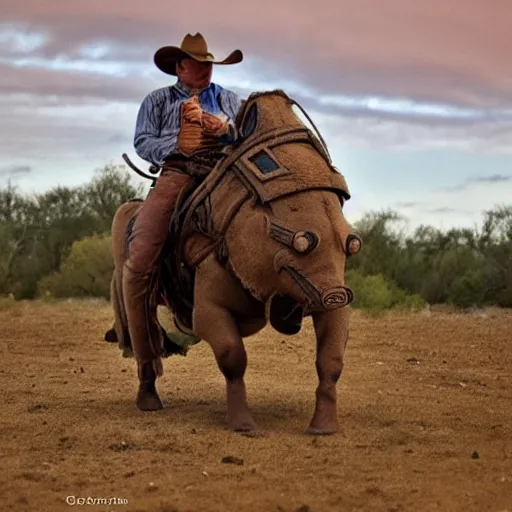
189,74,211,93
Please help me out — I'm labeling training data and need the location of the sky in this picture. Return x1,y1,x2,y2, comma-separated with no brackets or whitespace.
1,0,511,232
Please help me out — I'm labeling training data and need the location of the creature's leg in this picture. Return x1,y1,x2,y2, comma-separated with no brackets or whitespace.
104,327,118,342
105,271,131,347
122,169,193,411
307,306,350,435
194,302,255,432
105,275,120,342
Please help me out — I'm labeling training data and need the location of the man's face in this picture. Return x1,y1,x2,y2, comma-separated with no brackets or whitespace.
177,58,213,90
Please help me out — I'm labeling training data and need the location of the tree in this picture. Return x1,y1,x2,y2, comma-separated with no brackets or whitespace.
81,163,146,233
0,164,143,298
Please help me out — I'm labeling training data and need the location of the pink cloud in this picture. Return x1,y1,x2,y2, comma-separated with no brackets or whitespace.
2,0,511,107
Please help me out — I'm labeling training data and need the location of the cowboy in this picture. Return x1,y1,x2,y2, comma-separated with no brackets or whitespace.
123,33,244,373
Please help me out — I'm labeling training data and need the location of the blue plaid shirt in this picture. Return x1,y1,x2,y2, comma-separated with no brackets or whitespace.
134,80,243,165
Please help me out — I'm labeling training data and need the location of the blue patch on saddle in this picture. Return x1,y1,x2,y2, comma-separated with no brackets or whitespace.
249,150,280,174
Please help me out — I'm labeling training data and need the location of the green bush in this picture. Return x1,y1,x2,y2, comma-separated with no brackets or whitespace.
447,269,486,309
346,270,427,314
38,234,113,299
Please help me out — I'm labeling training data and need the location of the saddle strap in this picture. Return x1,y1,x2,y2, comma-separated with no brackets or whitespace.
174,125,337,265
179,126,317,218
174,126,311,249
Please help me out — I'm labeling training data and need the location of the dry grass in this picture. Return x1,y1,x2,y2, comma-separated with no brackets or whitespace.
1,299,511,511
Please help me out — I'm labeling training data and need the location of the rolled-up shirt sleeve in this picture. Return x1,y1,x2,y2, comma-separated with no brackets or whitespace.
134,92,179,165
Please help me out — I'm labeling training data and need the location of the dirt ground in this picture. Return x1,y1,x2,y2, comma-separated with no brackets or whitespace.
0,299,511,512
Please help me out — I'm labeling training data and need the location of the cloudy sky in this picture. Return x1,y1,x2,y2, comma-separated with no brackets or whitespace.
2,0,511,231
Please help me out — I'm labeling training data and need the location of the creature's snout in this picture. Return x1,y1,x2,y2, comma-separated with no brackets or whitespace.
321,286,354,309
273,249,354,311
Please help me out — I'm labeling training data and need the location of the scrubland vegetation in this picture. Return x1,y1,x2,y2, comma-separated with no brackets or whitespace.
1,165,511,313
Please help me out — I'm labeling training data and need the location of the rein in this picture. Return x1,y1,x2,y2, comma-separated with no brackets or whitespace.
289,98,332,163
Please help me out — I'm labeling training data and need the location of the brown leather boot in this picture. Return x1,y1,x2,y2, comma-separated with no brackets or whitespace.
136,360,163,411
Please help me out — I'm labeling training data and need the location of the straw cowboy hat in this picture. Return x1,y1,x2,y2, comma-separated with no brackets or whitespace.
154,32,243,76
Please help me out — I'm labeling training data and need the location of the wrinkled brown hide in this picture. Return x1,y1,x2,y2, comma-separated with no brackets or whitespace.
108,90,361,434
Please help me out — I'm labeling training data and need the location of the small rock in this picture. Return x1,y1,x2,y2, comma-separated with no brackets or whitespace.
147,481,157,491
79,367,84,373
221,456,244,466
27,404,49,413
471,451,480,459
109,441,136,452
407,357,420,364
366,485,382,496
296,506,312,512
123,471,135,478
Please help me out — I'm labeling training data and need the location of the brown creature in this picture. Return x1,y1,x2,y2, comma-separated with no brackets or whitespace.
107,89,362,434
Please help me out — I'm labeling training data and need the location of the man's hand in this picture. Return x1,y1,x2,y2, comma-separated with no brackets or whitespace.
202,113,229,137
182,97,203,124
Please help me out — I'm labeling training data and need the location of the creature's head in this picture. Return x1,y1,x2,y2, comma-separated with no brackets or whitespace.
226,189,361,327
268,192,361,311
